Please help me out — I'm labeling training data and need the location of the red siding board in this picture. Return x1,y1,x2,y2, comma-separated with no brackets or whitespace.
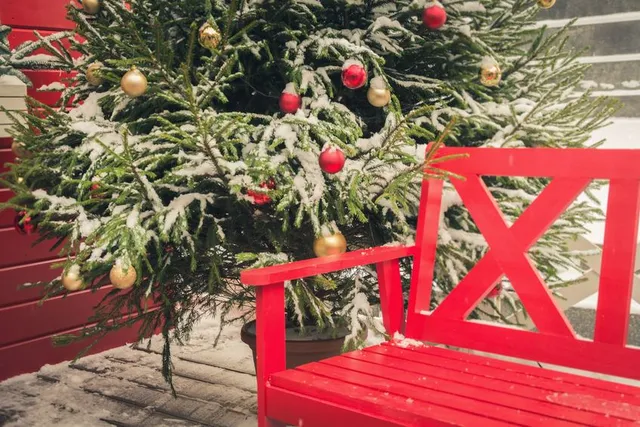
0,228,63,269
0,149,16,173
0,138,11,149
23,70,75,107
0,258,63,308
0,189,14,228
0,314,159,382
0,0,76,31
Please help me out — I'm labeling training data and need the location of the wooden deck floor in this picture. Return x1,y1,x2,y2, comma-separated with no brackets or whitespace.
0,319,258,426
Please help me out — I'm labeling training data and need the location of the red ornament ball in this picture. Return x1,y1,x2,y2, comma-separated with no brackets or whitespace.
341,61,367,90
248,179,276,206
279,86,301,114
422,4,447,30
14,211,36,235
319,147,346,174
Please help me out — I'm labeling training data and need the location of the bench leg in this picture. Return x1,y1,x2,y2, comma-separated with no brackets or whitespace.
256,283,286,427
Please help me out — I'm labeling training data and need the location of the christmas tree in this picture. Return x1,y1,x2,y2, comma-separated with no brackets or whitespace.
0,23,28,83
1,0,617,386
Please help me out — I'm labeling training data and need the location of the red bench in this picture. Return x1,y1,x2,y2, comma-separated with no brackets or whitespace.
241,147,640,426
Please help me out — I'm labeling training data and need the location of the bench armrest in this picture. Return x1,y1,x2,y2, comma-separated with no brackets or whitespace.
240,245,415,286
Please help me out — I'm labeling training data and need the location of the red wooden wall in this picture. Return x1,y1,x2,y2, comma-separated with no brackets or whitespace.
0,0,153,381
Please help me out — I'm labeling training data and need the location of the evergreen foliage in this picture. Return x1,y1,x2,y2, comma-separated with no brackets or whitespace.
0,23,29,84
0,0,617,386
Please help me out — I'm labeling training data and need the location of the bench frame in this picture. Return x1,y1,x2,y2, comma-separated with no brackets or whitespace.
241,147,640,427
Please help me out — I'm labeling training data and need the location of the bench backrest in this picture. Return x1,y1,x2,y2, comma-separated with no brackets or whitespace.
405,147,640,380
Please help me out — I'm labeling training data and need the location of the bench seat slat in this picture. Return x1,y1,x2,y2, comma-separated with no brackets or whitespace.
401,344,640,399
347,348,638,423
269,345,640,426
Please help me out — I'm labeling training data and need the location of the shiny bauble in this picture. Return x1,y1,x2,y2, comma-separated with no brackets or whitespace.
86,62,104,86
313,233,348,258
341,61,367,90
319,147,346,174
480,61,502,87
422,4,447,29
14,211,36,235
109,264,137,289
62,266,84,291
279,88,301,114
11,141,31,158
367,77,391,107
537,0,555,8
82,0,100,14
121,67,148,98
199,23,222,50
247,179,276,206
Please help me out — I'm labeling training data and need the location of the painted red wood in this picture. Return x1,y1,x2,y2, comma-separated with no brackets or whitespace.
0,258,63,308
595,179,640,346
0,0,76,31
0,148,16,173
0,310,159,382
376,259,404,335
255,283,286,427
0,137,11,149
241,246,415,286
0,189,15,228
241,147,640,426
0,228,63,268
22,70,75,106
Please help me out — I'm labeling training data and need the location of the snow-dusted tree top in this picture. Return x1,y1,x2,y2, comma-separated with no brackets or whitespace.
2,0,616,384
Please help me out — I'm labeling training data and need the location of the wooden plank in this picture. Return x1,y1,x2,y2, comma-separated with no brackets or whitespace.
595,179,640,345
376,259,404,335
267,386,406,427
0,75,27,96
0,319,151,381
0,0,76,31
0,189,15,228
22,70,75,106
0,228,63,268
435,147,640,180
241,246,414,286
339,350,638,423
0,148,16,173
0,97,27,111
0,287,149,347
0,137,12,149
301,361,587,426
0,258,64,308
270,369,516,427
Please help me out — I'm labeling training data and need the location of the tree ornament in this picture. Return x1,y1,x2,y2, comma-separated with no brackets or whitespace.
86,62,104,86
367,76,391,107
62,265,84,291
319,146,346,174
279,83,301,114
110,263,137,290
537,0,555,8
14,211,36,235
341,60,367,90
121,66,148,98
82,0,100,14
480,58,502,87
199,23,222,50
247,179,276,206
11,141,31,158
313,232,347,257
422,3,447,30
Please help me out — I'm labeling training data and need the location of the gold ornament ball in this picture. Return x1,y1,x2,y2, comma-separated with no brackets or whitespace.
480,63,502,87
86,62,104,86
11,141,31,158
367,86,391,107
121,67,148,98
62,268,84,292
110,264,137,290
537,0,555,9
199,23,222,50
313,233,348,258
82,0,100,14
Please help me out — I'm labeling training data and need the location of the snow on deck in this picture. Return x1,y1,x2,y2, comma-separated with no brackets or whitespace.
0,318,257,427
